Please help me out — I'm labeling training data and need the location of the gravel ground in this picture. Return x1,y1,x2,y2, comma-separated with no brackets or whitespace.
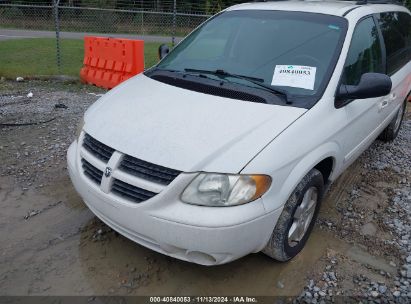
0,80,103,189
297,114,411,303
0,79,410,299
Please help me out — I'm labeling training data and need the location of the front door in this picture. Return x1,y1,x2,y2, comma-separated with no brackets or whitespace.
339,16,386,168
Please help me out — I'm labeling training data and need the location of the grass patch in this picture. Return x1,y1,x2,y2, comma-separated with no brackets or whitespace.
0,38,162,78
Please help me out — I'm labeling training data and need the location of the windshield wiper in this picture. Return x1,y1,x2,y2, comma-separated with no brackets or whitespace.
152,67,213,80
184,68,290,103
150,67,179,73
185,68,263,82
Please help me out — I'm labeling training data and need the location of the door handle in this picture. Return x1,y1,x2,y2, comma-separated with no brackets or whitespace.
379,93,396,111
380,99,389,109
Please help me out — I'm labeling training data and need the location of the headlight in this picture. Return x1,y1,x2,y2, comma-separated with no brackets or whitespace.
181,173,271,207
75,118,85,139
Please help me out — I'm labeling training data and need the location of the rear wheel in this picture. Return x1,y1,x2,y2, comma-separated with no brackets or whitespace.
262,169,324,262
378,100,407,142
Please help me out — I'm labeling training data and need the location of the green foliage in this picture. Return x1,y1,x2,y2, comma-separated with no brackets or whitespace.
60,1,249,14
74,0,117,9
1,7,25,18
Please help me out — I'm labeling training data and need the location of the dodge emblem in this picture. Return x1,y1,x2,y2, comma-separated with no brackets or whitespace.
104,167,112,178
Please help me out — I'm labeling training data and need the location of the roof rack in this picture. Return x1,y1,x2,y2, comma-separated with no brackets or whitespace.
354,0,403,4
253,0,404,5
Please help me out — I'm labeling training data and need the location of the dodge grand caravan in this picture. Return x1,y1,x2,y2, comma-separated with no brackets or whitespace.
68,0,411,265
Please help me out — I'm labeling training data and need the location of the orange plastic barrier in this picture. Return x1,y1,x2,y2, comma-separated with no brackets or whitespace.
80,36,144,89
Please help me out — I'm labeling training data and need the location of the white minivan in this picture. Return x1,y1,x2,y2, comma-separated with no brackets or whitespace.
68,0,411,265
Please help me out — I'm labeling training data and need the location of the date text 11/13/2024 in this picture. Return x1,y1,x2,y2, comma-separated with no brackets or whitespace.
149,296,258,303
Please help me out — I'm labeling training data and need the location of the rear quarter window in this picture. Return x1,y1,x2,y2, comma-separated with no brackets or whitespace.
377,11,411,75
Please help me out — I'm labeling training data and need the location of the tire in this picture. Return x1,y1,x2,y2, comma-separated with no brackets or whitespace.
378,100,407,142
262,169,324,262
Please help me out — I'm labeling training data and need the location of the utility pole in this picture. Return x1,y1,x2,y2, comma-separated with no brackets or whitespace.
53,0,61,74
172,0,176,46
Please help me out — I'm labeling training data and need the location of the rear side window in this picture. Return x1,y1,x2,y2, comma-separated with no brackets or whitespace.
377,11,411,75
342,17,383,85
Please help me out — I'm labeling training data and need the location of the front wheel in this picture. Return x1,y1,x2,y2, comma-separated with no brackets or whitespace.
262,169,324,262
378,100,407,142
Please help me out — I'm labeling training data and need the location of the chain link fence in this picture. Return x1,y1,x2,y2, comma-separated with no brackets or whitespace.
0,3,211,36
0,1,221,75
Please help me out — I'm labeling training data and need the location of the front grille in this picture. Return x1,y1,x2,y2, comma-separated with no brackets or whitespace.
83,134,114,162
112,179,157,203
80,133,180,203
119,155,181,185
81,158,103,185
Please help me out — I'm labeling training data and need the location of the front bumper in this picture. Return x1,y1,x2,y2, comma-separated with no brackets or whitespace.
67,139,282,265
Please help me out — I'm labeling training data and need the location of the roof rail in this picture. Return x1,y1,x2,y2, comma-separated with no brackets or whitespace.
253,0,404,4
354,0,404,4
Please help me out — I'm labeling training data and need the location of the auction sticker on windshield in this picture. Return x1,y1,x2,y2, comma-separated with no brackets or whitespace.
271,65,317,90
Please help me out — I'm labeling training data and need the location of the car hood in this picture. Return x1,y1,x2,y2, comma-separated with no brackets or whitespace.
84,74,306,173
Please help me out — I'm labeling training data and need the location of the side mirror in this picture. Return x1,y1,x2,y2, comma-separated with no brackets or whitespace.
158,44,170,60
336,73,392,107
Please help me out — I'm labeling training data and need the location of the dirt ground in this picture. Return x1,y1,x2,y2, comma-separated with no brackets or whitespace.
0,80,410,300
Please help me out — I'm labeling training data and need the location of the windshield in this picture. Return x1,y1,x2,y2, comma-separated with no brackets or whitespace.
152,10,347,107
